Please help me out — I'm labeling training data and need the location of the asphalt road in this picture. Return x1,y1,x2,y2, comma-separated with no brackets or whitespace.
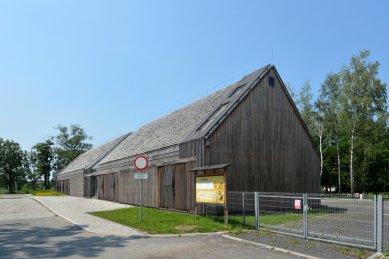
0,195,298,259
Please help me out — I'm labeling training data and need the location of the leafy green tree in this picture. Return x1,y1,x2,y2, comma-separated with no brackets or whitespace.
292,51,388,193
52,124,93,175
31,140,54,190
297,81,329,178
25,152,41,191
319,72,343,192
296,81,314,127
340,50,387,193
0,138,28,193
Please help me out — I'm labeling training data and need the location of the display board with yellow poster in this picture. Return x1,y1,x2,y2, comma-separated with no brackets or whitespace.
195,175,225,204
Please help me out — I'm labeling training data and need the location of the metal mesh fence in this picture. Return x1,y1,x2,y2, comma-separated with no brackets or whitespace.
199,192,386,251
384,198,389,252
225,191,256,228
307,194,375,248
257,193,304,236
222,191,382,250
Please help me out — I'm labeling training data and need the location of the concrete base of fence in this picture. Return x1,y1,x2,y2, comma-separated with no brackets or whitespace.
367,252,386,259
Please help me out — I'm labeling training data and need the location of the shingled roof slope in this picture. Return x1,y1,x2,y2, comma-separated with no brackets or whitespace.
58,133,129,175
98,65,270,165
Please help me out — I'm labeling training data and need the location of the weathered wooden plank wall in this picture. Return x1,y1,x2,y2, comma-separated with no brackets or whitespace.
114,167,159,207
179,139,202,167
158,161,195,211
179,68,320,194
202,68,320,193
57,170,84,197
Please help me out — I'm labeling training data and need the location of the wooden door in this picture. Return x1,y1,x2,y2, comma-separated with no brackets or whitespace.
114,173,120,202
97,175,104,199
159,165,175,209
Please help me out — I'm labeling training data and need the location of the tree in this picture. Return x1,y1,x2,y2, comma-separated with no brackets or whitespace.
31,140,54,190
26,152,41,191
52,124,93,175
296,81,314,128
319,72,343,192
340,50,387,193
297,81,328,178
0,138,28,193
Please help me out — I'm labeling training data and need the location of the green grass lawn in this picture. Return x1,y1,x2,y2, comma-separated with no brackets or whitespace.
90,207,311,234
226,213,303,227
90,207,235,234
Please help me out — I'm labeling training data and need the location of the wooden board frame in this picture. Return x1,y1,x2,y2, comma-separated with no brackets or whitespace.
194,167,228,224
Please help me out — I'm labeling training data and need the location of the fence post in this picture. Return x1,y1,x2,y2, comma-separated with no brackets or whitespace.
374,195,377,250
303,193,308,239
377,195,383,253
242,192,246,226
255,192,259,229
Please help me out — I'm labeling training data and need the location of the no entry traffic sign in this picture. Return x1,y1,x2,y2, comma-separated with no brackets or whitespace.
134,156,148,171
133,155,148,223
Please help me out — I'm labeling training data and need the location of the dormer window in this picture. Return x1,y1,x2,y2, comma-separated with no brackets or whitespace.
229,85,244,98
197,103,228,131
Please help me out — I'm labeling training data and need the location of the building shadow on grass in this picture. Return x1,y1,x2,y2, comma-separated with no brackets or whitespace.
0,219,144,258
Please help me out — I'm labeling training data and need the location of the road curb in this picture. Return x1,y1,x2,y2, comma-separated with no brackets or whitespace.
222,235,321,259
149,231,228,238
32,197,85,230
368,252,387,259
32,196,132,237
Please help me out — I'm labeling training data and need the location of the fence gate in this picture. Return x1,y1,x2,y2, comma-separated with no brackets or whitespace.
306,194,375,249
258,193,304,237
225,192,386,252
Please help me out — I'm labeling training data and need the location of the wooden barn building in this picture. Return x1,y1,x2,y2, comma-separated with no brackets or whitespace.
56,65,320,211
56,133,130,196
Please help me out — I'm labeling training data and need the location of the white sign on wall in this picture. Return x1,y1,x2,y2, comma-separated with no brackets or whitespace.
134,172,148,180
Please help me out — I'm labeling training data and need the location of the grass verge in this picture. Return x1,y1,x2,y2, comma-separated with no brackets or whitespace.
90,207,308,235
90,207,244,234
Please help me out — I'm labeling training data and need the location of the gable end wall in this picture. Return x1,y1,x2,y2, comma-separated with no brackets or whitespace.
56,169,84,197
204,68,320,193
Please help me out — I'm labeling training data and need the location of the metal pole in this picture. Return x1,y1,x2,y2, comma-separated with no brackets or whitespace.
377,195,383,253
242,192,246,225
255,192,259,229
374,195,377,250
303,194,308,239
140,179,143,223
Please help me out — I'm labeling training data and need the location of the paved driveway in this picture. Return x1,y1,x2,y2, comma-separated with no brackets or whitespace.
0,195,298,259
34,195,141,236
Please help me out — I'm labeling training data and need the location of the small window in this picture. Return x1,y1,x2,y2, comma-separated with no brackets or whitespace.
269,76,275,87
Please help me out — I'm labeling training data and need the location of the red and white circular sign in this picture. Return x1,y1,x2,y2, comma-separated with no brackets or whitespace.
134,156,148,171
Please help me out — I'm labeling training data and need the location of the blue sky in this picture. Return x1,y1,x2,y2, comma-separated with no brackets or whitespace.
1,1,388,150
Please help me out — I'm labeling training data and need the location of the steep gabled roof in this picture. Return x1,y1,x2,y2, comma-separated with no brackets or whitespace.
182,65,270,142
98,65,271,165
58,133,130,175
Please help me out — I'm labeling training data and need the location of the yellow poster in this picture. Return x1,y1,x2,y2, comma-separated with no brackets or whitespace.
196,176,225,204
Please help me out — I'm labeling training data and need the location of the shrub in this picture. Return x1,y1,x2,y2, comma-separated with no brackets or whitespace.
33,190,64,196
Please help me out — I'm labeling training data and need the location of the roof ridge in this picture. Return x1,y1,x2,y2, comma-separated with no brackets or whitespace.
94,65,271,166
181,65,271,143
57,133,131,175
85,132,131,170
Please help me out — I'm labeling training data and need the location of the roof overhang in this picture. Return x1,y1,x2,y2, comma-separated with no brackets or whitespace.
189,163,229,172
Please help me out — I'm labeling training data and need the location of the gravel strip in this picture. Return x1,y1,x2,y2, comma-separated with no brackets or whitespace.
236,230,375,259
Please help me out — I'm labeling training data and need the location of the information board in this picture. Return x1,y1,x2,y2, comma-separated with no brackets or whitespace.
195,175,225,204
